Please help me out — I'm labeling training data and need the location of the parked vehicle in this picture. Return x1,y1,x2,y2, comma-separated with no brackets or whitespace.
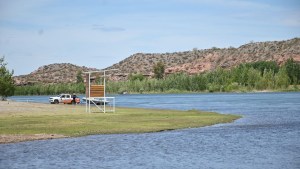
82,97,109,105
49,94,80,104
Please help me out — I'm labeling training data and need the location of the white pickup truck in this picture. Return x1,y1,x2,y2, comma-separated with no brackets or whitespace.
49,94,80,104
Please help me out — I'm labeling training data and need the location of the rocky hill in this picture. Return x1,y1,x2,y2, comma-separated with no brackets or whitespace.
14,38,300,84
14,63,99,85
107,38,300,77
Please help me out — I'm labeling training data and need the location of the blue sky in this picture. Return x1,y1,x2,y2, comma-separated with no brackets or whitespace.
1,0,299,75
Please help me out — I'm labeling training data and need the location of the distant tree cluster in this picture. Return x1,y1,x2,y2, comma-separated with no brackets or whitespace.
284,58,300,84
14,83,85,95
105,59,300,93
0,57,15,100
128,73,145,81
14,59,300,95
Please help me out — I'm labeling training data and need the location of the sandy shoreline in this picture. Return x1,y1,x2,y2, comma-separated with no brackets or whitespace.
0,134,67,144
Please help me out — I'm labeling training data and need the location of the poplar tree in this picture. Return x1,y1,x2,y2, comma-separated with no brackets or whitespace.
153,61,165,79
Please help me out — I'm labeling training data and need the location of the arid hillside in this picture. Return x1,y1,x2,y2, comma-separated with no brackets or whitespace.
14,38,300,84
107,38,300,76
14,63,98,85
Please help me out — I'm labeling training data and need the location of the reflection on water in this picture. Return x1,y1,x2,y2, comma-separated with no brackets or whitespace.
2,92,300,169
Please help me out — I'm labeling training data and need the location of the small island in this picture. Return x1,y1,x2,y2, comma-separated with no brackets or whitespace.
0,101,240,144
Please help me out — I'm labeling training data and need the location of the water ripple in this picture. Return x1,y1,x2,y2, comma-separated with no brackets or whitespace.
2,92,300,169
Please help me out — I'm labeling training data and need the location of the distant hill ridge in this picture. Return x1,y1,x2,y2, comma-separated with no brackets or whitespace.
107,38,300,75
14,63,98,85
14,38,300,85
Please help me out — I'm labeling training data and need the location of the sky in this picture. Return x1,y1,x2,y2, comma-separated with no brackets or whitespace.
1,0,300,76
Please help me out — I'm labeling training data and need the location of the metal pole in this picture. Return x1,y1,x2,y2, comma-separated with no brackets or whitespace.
85,78,87,113
85,73,88,113
89,72,91,113
83,69,118,113
113,97,115,112
104,70,106,113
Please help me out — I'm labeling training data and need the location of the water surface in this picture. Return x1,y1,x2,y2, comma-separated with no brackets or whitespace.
1,92,300,169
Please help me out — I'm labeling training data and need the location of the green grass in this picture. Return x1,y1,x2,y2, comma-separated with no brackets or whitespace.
0,105,241,137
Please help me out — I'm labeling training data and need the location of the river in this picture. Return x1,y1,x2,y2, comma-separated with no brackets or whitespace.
1,92,300,169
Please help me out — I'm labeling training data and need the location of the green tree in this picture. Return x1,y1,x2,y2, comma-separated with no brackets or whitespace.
0,57,15,100
247,68,261,88
76,70,84,83
261,69,275,89
128,73,145,81
245,61,279,75
274,67,290,88
233,64,249,86
153,61,165,79
284,58,300,84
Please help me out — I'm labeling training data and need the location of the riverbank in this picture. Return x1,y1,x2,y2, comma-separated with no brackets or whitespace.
0,101,241,144
13,84,300,97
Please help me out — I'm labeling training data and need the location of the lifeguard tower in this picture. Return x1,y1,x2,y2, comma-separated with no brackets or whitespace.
84,69,118,113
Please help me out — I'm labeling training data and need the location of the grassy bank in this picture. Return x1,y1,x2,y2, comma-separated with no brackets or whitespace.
0,101,240,143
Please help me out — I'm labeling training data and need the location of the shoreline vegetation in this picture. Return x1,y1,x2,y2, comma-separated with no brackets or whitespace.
14,60,300,96
0,101,241,144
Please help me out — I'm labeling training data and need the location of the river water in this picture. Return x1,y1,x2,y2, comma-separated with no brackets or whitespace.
1,92,300,169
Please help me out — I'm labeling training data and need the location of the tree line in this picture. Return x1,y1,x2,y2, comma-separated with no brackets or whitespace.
107,59,300,93
14,83,85,95
10,59,300,96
